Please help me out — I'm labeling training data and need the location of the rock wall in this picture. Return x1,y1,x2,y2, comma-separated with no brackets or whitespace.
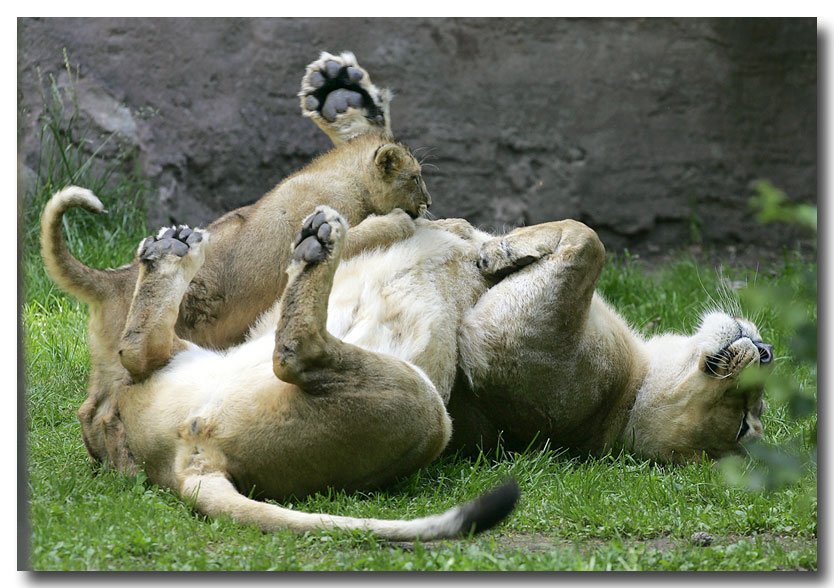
18,17,817,256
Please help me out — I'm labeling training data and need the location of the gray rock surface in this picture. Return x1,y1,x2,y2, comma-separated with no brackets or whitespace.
18,17,816,256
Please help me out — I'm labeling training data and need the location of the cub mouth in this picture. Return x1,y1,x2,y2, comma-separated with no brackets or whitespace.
412,202,429,219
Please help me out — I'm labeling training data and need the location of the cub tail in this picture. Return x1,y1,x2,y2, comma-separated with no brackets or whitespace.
181,472,519,541
40,186,127,304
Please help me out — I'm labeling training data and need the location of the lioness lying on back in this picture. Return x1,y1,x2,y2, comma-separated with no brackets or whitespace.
292,52,773,462
88,194,770,537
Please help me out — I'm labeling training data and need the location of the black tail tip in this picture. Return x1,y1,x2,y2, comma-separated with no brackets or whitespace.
458,478,520,536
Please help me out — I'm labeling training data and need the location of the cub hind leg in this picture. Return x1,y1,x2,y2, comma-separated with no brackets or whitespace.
118,225,209,382
299,51,392,145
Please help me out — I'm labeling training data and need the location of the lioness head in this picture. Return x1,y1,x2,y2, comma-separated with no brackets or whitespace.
370,142,431,218
626,311,772,462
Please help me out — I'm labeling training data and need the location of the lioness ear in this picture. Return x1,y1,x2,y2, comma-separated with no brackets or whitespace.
374,144,408,178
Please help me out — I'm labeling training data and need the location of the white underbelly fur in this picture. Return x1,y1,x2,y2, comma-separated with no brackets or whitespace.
143,226,481,428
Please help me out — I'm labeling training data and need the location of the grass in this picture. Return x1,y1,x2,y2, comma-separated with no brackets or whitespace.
21,64,817,571
22,240,819,571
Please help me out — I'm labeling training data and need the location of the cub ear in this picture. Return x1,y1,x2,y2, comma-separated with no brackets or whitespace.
374,143,409,178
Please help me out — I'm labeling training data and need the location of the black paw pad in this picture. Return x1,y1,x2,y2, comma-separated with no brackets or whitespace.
140,226,202,262
292,213,337,263
477,249,538,280
303,60,382,123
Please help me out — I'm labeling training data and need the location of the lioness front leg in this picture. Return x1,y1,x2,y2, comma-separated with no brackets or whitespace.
119,226,209,382
463,220,605,361
299,51,392,145
449,221,607,453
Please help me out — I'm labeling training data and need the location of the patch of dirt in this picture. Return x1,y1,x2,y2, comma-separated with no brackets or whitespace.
390,531,817,569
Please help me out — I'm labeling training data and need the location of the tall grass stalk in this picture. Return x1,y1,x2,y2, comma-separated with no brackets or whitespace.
23,50,149,308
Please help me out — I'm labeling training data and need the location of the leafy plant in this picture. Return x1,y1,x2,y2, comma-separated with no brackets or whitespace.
719,181,817,493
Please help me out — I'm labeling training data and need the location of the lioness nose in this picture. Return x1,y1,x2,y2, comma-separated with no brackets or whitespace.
754,342,774,364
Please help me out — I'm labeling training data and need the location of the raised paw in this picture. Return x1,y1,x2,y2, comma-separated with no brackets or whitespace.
299,51,392,143
292,206,348,264
476,236,542,280
137,225,208,276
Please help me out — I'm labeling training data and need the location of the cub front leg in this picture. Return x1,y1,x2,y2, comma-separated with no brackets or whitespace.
119,225,209,382
299,51,393,145
341,208,416,260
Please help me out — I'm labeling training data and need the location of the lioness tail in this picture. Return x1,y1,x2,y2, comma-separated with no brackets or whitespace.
182,472,519,541
40,186,126,304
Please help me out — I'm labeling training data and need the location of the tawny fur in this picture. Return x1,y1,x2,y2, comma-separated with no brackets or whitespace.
42,106,430,472
110,207,767,538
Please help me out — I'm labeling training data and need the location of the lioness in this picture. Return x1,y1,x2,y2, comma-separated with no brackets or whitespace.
42,53,428,473
293,53,773,462
86,196,770,537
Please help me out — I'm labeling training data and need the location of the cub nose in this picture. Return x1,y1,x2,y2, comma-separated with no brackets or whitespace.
754,341,774,364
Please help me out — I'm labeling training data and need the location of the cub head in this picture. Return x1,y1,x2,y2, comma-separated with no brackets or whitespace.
369,141,431,218
626,311,773,462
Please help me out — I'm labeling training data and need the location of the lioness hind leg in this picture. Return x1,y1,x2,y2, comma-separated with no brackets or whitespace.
119,226,209,381
299,51,392,144
273,206,452,473
272,206,348,386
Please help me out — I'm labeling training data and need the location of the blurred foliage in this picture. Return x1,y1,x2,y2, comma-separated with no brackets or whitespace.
749,180,817,236
719,181,817,495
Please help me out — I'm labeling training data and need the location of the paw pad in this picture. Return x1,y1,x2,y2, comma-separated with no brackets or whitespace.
139,225,203,262
301,55,384,124
477,241,539,280
292,209,344,264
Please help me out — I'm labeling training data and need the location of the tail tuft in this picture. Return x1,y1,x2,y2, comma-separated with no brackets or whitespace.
456,478,520,536
50,186,106,214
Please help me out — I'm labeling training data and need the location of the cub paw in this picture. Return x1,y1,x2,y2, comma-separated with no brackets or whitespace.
292,206,348,264
138,225,208,274
299,51,391,141
476,236,541,280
